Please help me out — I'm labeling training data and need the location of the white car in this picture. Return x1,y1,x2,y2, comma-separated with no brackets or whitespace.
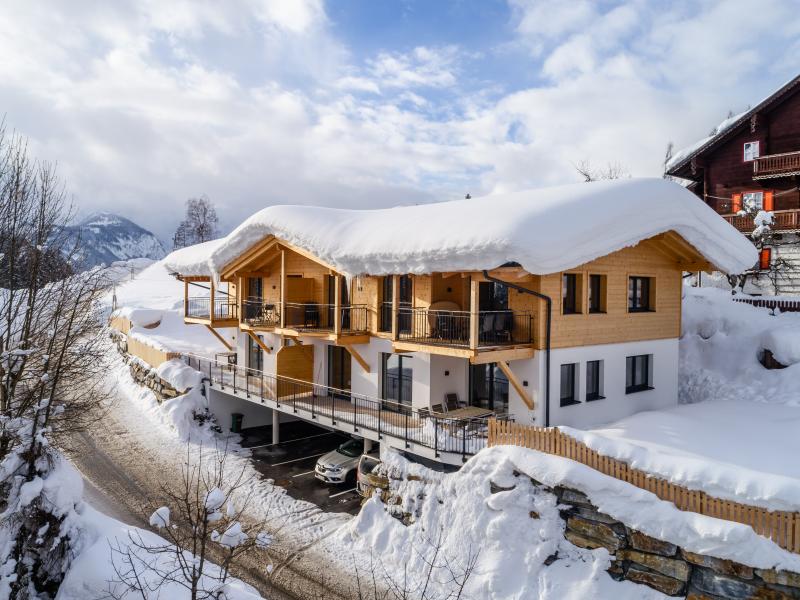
315,438,364,484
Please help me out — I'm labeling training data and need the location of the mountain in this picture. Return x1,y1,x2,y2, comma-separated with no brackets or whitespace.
63,212,166,268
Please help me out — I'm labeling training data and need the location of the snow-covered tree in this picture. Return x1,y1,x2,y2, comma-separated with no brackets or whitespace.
106,442,276,599
0,124,112,597
173,196,219,250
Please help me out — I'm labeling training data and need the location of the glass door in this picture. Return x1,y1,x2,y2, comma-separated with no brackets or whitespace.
247,334,263,372
398,275,412,334
381,353,412,411
468,363,508,413
327,346,351,398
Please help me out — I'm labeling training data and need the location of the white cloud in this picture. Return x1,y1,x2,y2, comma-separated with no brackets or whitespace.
0,0,797,245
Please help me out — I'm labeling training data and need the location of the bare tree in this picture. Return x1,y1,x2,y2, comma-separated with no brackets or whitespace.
574,160,630,182
173,196,218,249
0,123,113,596
105,441,278,599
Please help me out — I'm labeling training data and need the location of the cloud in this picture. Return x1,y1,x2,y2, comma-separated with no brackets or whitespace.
0,0,798,245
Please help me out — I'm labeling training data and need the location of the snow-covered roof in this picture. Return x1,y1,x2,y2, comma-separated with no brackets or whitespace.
666,75,800,174
163,178,758,279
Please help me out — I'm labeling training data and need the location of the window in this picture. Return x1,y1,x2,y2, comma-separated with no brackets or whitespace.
588,274,606,314
743,141,760,162
759,247,772,271
382,353,412,410
560,363,579,406
586,360,604,401
469,363,509,413
628,276,653,312
562,273,579,314
743,191,764,211
626,354,652,394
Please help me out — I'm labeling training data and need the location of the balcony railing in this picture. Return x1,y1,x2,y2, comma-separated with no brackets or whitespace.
397,308,533,348
723,209,800,233
283,302,369,334
186,297,238,321
753,151,800,179
242,299,280,328
184,353,512,461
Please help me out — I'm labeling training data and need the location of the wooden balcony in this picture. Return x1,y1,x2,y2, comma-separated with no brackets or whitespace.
753,151,800,180
185,296,239,326
723,209,800,233
278,302,370,340
396,307,534,349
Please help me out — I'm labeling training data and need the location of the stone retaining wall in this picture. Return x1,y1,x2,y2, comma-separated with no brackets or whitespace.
550,482,800,599
111,333,183,403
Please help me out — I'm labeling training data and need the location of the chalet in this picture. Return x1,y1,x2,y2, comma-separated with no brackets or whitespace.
666,74,800,294
164,178,755,465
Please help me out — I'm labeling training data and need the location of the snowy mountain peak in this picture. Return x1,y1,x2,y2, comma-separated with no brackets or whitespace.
63,212,166,268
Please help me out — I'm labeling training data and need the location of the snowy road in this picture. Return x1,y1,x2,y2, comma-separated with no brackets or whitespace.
63,363,361,600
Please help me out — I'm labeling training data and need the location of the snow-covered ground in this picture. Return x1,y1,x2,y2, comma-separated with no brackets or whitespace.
563,286,800,512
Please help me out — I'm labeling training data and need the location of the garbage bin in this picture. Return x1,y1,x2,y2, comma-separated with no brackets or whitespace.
231,412,244,433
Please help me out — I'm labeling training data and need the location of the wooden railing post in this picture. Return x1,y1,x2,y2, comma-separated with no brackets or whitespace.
469,277,479,350
280,250,286,329
334,274,342,336
391,275,400,341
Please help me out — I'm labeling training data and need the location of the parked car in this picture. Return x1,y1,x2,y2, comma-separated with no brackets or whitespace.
315,437,364,484
356,453,388,499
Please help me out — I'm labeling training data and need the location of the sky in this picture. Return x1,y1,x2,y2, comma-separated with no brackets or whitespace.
2,0,799,244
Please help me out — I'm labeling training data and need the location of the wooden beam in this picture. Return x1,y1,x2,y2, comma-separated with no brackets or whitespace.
496,360,534,410
205,325,233,352
246,329,271,354
334,275,342,336
469,278,479,350
280,250,286,329
469,346,536,365
391,275,400,341
209,280,215,322
220,235,278,280
342,344,370,373
183,279,189,317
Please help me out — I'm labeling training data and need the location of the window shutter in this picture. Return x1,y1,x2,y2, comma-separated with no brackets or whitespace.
763,190,774,211
731,193,742,213
759,247,772,270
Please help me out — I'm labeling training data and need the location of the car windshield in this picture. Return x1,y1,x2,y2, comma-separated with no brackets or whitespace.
337,439,363,458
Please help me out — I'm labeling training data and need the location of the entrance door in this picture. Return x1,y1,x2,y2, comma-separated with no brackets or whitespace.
247,334,263,372
327,346,351,398
381,353,412,411
468,363,508,413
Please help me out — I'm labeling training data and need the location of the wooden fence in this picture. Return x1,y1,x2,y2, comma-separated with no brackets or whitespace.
733,297,800,313
125,336,181,368
488,419,800,553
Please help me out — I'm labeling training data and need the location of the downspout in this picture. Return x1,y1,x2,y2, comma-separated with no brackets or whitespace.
482,270,552,427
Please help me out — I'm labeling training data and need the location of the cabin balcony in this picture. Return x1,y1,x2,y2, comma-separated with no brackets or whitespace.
279,302,370,339
396,308,533,348
184,296,239,326
241,299,280,330
723,209,800,233
753,151,800,180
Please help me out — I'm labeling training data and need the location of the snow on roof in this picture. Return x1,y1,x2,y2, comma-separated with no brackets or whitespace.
163,178,758,279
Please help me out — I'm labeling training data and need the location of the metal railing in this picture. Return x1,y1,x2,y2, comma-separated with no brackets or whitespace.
397,308,533,347
184,353,510,461
283,303,369,333
186,297,238,320
753,150,800,179
242,299,280,328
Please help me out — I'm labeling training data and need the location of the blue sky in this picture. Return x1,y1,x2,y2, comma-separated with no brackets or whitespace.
1,0,798,242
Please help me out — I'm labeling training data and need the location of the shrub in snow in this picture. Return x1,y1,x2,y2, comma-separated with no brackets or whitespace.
149,507,171,529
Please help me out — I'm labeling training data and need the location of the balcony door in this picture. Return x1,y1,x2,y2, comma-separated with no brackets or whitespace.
478,281,510,344
326,275,350,330
327,346,351,398
379,277,393,332
468,363,508,413
247,334,263,372
381,353,412,411
398,275,412,334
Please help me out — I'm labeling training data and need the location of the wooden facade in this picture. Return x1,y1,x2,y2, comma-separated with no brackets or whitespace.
667,75,800,232
182,230,703,359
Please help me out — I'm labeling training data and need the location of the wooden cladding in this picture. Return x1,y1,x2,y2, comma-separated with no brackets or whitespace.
487,419,800,554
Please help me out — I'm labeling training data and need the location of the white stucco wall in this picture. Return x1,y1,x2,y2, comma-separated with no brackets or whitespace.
207,386,274,430
542,337,679,429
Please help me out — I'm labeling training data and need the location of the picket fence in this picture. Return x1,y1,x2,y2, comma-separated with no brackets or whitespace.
487,419,800,553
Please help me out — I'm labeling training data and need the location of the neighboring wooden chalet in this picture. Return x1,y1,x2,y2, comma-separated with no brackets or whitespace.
666,74,800,292
165,178,754,464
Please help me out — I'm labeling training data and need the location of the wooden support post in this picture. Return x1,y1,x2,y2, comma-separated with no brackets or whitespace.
183,279,189,317
469,278,480,350
391,275,400,341
497,360,534,410
246,330,271,355
205,325,233,352
343,344,370,373
334,274,342,336
237,276,243,323
280,250,286,329
209,281,216,322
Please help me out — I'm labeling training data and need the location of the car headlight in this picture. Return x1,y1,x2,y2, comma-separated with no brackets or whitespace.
330,466,343,473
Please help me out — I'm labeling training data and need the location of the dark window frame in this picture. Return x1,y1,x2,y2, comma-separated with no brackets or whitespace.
586,360,604,401
562,273,579,315
381,352,413,411
626,354,653,394
628,276,653,312
588,274,605,314
559,363,579,407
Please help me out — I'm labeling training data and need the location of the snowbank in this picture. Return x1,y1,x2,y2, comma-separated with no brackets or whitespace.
115,306,163,328
164,178,756,279
127,310,231,356
562,286,800,512
762,325,800,366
